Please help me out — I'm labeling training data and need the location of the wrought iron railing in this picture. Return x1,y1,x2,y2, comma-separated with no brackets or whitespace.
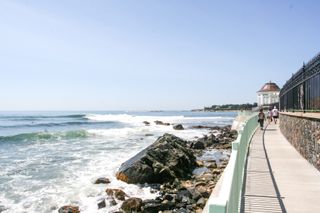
280,53,320,112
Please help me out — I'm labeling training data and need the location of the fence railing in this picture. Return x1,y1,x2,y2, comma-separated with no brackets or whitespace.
203,113,258,213
280,52,320,111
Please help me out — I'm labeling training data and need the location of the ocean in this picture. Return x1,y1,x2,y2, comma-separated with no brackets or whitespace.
0,111,237,213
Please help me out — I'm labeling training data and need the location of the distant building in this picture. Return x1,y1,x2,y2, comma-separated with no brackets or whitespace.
257,81,280,107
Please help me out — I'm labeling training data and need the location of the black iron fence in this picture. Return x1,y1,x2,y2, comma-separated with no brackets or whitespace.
280,53,320,112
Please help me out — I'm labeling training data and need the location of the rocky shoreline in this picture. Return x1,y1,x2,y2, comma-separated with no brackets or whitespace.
58,125,237,213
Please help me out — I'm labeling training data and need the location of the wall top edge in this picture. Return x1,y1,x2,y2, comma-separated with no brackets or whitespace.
280,112,320,120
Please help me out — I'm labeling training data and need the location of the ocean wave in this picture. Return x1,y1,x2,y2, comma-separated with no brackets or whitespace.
85,113,234,125
85,114,185,124
0,114,85,121
0,121,114,129
0,130,90,143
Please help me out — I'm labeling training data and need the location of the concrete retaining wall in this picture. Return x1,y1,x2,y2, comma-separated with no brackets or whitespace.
280,113,320,171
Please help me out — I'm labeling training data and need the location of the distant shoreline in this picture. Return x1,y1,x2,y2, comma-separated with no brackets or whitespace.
191,109,245,112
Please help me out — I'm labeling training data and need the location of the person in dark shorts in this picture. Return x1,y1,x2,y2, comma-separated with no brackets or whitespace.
258,109,265,130
272,106,279,124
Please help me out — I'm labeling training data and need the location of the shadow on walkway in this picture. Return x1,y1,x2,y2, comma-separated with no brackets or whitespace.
241,125,286,213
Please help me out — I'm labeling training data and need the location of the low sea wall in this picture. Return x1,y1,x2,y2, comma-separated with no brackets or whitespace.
280,112,320,171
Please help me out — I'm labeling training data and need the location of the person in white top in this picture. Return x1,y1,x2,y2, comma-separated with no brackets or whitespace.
272,106,279,124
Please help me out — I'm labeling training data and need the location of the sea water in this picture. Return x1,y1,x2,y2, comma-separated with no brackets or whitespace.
0,111,236,213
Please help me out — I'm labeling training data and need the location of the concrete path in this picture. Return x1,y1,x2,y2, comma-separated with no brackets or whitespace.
241,122,320,213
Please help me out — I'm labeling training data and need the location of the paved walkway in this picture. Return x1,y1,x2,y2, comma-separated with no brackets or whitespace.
241,122,320,213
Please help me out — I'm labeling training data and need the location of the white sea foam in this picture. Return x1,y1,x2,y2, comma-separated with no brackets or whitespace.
85,113,234,126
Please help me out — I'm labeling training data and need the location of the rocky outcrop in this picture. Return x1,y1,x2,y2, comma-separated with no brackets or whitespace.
116,134,196,184
58,205,80,213
138,159,228,213
173,124,184,130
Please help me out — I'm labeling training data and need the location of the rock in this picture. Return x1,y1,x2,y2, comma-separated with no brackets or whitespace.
106,188,128,201
143,121,150,126
180,180,193,189
191,125,211,129
176,189,192,203
142,199,175,213
58,205,80,213
176,208,188,213
196,197,206,208
207,162,217,168
192,141,205,150
0,205,7,213
94,177,110,184
196,160,204,167
145,133,154,137
109,198,117,206
121,197,143,212
211,169,222,175
116,134,196,184
173,124,184,130
195,208,203,213
187,187,202,201
195,185,210,198
97,199,106,209
154,120,170,126
163,194,174,201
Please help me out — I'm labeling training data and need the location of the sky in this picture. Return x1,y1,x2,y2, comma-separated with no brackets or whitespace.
0,0,319,111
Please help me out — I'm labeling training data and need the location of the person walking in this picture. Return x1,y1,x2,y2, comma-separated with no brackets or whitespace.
272,106,279,124
258,109,265,130
267,108,273,123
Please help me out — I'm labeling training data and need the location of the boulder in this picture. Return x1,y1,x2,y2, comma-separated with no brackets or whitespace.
94,177,110,184
121,197,143,212
58,205,80,213
173,124,184,130
116,134,196,184
106,188,127,201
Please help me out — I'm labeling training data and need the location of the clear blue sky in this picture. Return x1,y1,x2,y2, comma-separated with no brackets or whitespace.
0,0,319,110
